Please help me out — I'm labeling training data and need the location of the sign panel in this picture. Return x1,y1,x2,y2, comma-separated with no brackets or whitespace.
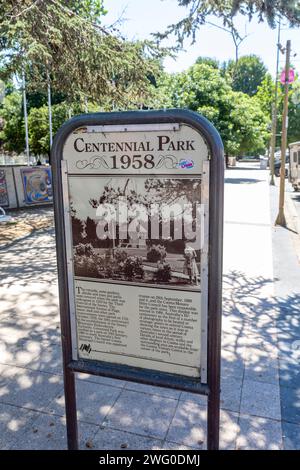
280,68,295,84
63,123,209,379
52,110,224,450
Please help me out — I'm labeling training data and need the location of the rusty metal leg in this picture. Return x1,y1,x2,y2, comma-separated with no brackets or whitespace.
207,378,220,450
64,368,78,450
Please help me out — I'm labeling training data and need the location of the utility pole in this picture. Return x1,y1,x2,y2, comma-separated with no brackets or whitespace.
275,40,291,227
22,68,30,166
269,18,281,186
47,71,53,148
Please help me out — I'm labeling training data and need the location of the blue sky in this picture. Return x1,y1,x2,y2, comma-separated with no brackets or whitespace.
102,0,300,77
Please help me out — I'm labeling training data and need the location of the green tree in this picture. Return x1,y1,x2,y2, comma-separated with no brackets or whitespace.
225,55,268,96
27,102,70,156
256,73,300,147
0,1,163,108
0,90,25,153
156,63,270,156
68,0,107,21
229,91,270,155
255,73,277,117
287,80,300,144
195,56,219,69
26,89,67,110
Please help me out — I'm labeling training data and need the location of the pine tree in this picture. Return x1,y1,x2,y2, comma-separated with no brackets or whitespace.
156,1,300,45
0,1,164,108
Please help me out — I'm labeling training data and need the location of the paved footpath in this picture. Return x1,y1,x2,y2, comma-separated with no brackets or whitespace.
0,163,299,450
271,178,300,449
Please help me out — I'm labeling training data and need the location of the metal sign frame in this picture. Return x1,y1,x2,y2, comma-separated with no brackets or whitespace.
51,109,224,450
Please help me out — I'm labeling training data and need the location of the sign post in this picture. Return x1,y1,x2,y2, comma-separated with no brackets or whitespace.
51,109,224,450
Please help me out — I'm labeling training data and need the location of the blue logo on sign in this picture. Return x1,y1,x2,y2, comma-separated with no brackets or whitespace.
178,159,194,169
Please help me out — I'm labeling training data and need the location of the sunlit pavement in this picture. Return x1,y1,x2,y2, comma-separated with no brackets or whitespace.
0,163,299,449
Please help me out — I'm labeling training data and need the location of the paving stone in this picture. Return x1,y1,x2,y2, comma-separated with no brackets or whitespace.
0,315,59,343
104,389,178,439
0,338,41,368
0,364,19,386
220,376,243,412
221,366,244,382
124,381,181,400
248,317,277,330
240,380,281,420
0,322,35,343
277,315,300,338
221,316,244,337
282,421,300,450
91,426,163,450
278,357,300,389
0,369,63,412
166,396,239,449
28,342,63,375
280,386,300,425
221,340,245,383
0,282,58,323
47,380,122,425
277,337,300,361
0,403,38,450
220,411,239,450
221,359,244,381
221,332,240,349
76,372,125,389
244,347,279,385
237,329,278,350
179,392,207,407
10,413,98,450
236,415,282,450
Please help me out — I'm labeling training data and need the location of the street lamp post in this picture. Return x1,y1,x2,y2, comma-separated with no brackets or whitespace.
22,69,30,165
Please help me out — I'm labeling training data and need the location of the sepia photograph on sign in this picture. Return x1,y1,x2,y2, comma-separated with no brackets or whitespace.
69,176,203,290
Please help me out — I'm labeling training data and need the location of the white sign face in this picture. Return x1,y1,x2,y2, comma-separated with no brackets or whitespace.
63,123,209,379
63,124,208,175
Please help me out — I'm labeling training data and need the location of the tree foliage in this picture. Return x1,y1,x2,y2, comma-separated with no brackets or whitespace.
255,72,300,145
27,102,71,156
286,79,300,144
225,55,268,96
156,1,300,45
195,56,219,69
66,0,107,21
156,63,270,155
0,0,164,108
255,73,276,116
0,91,25,153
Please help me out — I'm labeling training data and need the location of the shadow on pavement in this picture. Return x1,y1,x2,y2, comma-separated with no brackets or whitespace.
223,270,300,449
0,204,299,449
225,178,265,185
0,265,298,449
